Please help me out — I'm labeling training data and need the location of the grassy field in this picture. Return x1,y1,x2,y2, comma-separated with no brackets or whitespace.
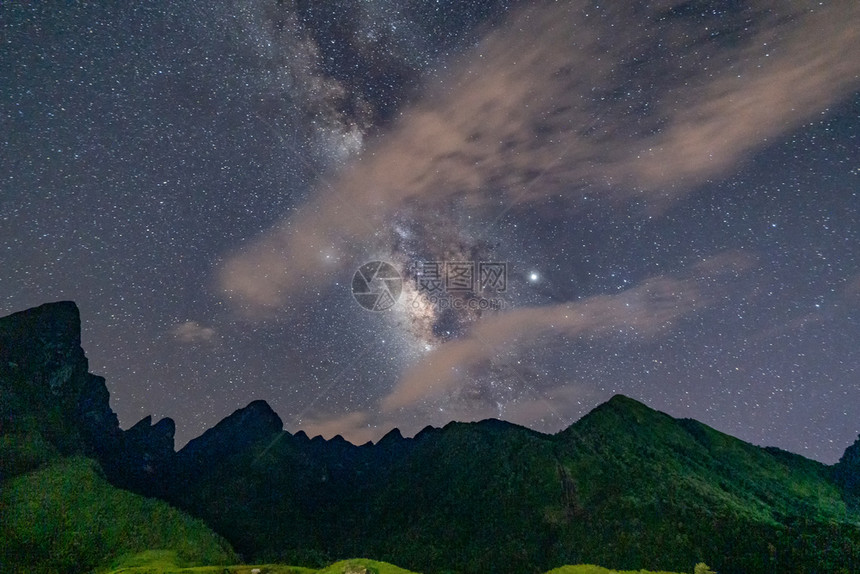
545,566,687,574
102,553,414,574
100,551,689,574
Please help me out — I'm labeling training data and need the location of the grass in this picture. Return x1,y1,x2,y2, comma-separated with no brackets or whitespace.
104,550,315,573
102,553,407,574
100,552,689,574
545,566,685,574
97,550,688,574
0,457,237,574
316,559,421,574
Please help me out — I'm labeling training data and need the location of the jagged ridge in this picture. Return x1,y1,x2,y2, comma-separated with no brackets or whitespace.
2,301,860,574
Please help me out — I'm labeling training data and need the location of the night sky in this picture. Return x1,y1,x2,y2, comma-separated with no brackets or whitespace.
2,1,859,463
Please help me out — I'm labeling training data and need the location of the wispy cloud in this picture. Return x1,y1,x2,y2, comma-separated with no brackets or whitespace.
296,411,377,444
623,2,860,192
172,321,217,344
217,0,860,315
381,251,754,411
844,273,860,305
279,251,753,443
496,383,600,430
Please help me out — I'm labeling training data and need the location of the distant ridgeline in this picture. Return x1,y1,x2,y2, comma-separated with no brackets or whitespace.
2,301,860,574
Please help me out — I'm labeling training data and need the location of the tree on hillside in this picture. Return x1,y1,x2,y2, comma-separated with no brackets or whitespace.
694,563,716,574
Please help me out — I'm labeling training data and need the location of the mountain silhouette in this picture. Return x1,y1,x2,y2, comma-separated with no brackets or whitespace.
2,301,859,573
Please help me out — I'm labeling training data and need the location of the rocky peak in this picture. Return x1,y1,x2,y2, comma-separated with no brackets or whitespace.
109,415,177,495
1,300,81,347
176,400,283,468
0,301,86,400
376,427,404,447
125,415,176,454
834,434,860,496
0,301,120,458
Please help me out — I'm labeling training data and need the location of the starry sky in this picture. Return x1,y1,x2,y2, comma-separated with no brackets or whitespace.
2,1,859,463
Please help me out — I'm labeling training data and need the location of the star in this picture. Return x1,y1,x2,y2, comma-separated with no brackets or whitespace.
2,1,858,464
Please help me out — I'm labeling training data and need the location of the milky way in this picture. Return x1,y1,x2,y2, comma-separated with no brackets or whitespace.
2,1,859,463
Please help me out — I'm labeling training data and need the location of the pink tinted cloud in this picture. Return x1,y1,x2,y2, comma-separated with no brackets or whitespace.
218,0,860,313
382,252,754,411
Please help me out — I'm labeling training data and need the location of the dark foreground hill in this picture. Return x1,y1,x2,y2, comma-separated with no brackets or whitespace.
2,302,860,574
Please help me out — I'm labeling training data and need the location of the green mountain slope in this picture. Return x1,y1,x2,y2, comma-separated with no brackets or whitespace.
3,302,860,574
547,395,859,570
0,456,237,574
164,397,860,573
